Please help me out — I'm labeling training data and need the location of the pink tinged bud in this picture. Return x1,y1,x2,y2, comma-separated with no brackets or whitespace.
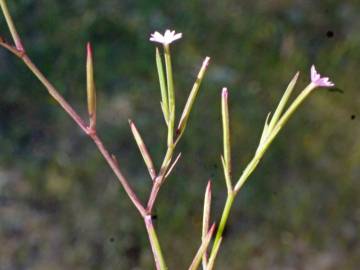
221,87,232,190
87,42,93,58
310,65,334,87
202,180,212,250
86,42,96,129
149,29,182,45
188,223,216,270
203,56,210,68
222,87,228,99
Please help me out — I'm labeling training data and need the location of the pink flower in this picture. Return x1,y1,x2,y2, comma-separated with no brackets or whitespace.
149,29,182,45
311,65,334,87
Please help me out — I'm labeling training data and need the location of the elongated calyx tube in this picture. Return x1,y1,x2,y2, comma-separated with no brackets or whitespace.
86,42,96,129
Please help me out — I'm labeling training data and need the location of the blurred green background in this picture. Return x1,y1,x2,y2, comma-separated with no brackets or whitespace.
1,0,360,269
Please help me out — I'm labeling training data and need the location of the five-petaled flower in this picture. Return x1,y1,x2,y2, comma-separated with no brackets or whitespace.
149,29,182,45
311,65,334,87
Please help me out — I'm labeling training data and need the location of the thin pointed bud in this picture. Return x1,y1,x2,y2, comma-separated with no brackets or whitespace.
202,180,212,269
188,224,216,270
86,42,96,129
221,87,232,177
206,237,223,270
177,57,211,138
129,119,157,180
165,152,182,178
156,48,169,123
267,71,299,134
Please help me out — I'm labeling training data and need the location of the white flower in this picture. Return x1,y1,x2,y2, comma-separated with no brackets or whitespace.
149,29,182,45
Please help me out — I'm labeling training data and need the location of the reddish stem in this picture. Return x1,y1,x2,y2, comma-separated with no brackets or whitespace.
89,131,147,216
9,49,147,217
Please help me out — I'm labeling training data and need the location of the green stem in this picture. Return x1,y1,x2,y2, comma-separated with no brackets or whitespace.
210,83,318,265
145,215,168,270
209,193,235,259
235,83,316,192
164,44,175,146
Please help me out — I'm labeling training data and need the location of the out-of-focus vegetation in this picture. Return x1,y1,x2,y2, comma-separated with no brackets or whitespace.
1,0,360,269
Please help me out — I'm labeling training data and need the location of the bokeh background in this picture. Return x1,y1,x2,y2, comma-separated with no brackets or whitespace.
1,0,360,269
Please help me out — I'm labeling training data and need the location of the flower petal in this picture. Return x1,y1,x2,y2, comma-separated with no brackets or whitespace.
310,65,334,87
149,29,182,45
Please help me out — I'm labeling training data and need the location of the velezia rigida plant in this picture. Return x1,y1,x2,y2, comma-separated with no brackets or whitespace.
0,1,334,269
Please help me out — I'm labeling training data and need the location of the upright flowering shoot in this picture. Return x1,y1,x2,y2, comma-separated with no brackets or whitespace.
150,29,182,146
209,65,335,269
146,28,210,217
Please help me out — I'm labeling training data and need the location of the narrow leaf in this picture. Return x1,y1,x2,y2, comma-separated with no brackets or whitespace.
177,57,210,137
267,71,299,133
86,42,96,129
257,112,271,152
164,152,182,178
160,101,168,125
156,47,169,123
129,119,156,180
188,224,216,270
268,83,315,148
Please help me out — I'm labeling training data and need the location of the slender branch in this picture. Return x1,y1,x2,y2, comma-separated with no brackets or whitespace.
164,44,175,147
209,193,234,261
0,38,23,56
23,53,147,216
21,54,90,133
144,215,168,270
89,132,147,216
0,0,23,50
0,30,147,218
147,145,174,212
209,81,319,266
